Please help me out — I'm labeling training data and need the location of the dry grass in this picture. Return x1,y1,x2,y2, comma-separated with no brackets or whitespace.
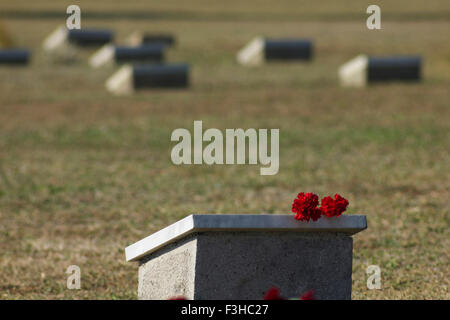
0,0,449,299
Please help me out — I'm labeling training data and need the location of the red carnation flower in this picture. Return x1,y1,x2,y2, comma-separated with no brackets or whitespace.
319,194,349,217
300,290,316,300
309,208,322,221
292,192,320,222
319,196,336,217
263,287,285,300
334,194,349,216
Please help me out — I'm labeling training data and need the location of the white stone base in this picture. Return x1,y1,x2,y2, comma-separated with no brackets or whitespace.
89,44,115,68
236,37,265,66
105,65,134,95
338,55,369,87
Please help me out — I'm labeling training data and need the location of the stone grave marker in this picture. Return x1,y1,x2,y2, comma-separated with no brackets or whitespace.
89,44,165,68
339,54,422,87
42,26,114,61
126,31,175,47
0,49,31,65
125,214,367,300
106,63,189,95
43,26,114,50
237,37,313,66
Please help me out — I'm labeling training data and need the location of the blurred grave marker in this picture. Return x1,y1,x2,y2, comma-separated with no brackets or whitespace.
126,31,175,47
42,26,114,62
106,63,189,95
89,44,165,68
339,54,422,87
0,49,31,65
237,37,313,66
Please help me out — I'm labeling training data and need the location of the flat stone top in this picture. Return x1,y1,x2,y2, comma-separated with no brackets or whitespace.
125,214,367,262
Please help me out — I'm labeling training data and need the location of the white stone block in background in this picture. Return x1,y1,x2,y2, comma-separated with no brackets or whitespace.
42,26,69,52
237,37,265,66
338,55,369,87
89,44,115,68
105,65,134,95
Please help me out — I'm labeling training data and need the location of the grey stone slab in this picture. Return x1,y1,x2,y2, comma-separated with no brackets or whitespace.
0,49,30,65
137,231,354,300
128,214,367,300
138,235,197,299
126,214,367,262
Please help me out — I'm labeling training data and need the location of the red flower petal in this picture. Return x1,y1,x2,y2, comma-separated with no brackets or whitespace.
263,287,285,300
292,192,320,222
300,290,316,300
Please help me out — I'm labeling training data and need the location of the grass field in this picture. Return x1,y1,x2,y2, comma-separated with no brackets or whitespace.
0,0,449,299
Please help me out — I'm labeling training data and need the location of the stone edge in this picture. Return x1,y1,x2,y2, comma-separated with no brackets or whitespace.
125,214,367,262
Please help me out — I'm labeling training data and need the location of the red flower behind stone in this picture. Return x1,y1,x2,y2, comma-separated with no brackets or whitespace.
293,192,349,221
263,287,285,300
292,192,321,222
334,194,349,216
309,208,322,221
319,196,336,217
320,194,349,217
264,287,317,300
299,290,316,300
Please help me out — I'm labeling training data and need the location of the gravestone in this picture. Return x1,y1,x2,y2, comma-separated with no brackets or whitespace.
42,26,114,61
106,63,189,95
43,26,114,50
126,31,175,47
89,44,165,68
0,49,31,65
125,214,367,300
339,54,422,87
237,37,313,66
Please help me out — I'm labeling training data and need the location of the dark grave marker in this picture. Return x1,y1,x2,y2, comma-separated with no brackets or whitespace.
0,49,30,65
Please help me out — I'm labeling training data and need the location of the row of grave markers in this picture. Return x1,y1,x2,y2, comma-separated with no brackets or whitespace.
1,26,422,94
